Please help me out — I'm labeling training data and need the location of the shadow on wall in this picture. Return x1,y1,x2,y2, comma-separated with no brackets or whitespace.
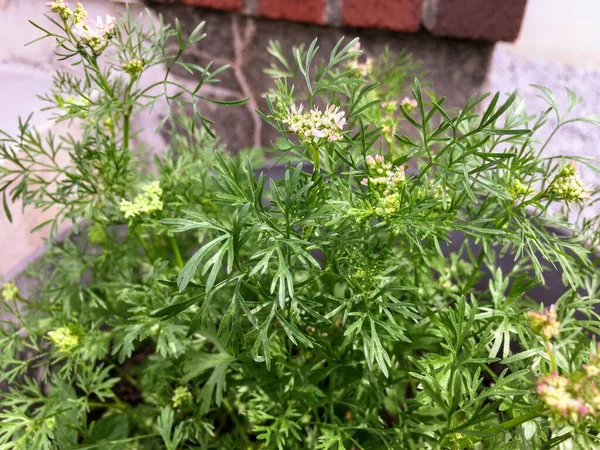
152,5,495,151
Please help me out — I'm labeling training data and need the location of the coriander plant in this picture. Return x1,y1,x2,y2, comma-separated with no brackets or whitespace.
1,2,600,449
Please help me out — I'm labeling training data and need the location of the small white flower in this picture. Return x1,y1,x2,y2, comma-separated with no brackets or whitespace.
96,14,116,38
312,128,326,138
72,13,116,55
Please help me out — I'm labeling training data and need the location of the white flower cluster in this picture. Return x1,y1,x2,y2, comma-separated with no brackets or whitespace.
361,155,406,216
283,104,346,145
73,14,116,55
548,163,591,202
120,181,164,219
536,346,600,423
47,1,115,55
537,372,590,423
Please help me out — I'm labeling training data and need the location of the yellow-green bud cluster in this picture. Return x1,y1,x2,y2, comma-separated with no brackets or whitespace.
548,163,591,202
172,386,193,409
48,323,85,354
1,282,19,302
123,59,145,78
510,179,534,199
46,0,73,20
400,97,418,112
526,304,560,340
120,181,164,219
45,417,56,431
72,2,87,24
376,193,401,216
283,104,346,145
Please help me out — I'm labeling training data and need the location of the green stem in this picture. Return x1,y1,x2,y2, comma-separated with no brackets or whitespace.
77,434,160,450
222,398,250,444
123,114,130,151
310,145,320,173
545,340,557,372
133,227,156,261
463,246,486,294
169,235,184,269
123,82,134,152
103,357,140,389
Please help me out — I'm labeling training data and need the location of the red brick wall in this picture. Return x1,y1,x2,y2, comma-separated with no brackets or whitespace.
342,0,422,32
153,0,527,42
258,0,326,24
178,0,243,11
423,0,527,42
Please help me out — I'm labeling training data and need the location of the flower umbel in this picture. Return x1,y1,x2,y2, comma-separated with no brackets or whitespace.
73,14,116,55
401,97,418,112
123,59,145,78
362,155,407,216
1,282,19,302
72,2,87,24
172,386,193,409
47,0,73,20
526,304,560,339
510,179,534,199
120,181,164,219
283,104,346,145
537,372,589,422
48,323,86,354
548,163,591,202
362,155,406,193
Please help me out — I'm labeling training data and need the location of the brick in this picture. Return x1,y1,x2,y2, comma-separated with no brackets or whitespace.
342,0,423,32
178,0,243,11
258,0,326,25
423,0,527,42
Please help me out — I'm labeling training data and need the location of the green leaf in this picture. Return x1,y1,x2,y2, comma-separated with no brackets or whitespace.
177,235,228,292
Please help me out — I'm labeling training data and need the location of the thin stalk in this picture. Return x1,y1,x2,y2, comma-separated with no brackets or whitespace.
463,246,486,294
169,235,184,269
310,145,320,173
222,398,251,445
123,81,134,152
133,227,156,261
545,340,557,372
